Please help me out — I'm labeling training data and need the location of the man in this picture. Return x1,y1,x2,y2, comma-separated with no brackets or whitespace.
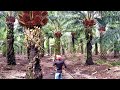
53,55,67,79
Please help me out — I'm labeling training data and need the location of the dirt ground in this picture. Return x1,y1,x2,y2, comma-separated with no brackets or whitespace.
0,53,120,79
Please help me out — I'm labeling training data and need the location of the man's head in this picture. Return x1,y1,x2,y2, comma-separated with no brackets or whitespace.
56,55,62,60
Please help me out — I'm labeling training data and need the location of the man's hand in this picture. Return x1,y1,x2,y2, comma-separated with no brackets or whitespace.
64,66,70,71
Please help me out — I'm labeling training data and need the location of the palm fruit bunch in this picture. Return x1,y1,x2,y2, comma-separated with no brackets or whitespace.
71,32,76,36
6,16,15,30
54,31,62,38
98,26,105,32
18,11,48,29
83,19,96,28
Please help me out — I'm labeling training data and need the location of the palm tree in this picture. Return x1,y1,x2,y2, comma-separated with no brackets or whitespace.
0,11,17,65
82,11,97,65
80,39,84,54
18,11,48,79
92,22,120,59
48,11,77,56
13,24,25,55
102,26,120,58
6,11,17,65
95,11,120,59
62,11,100,64
113,41,119,58
95,11,107,59
43,27,54,56
0,28,7,56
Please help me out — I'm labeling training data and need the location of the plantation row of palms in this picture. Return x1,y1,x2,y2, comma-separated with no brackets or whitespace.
0,11,120,79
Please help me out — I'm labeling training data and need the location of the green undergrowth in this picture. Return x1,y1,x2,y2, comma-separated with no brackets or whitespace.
95,59,120,66
95,59,112,66
110,61,120,66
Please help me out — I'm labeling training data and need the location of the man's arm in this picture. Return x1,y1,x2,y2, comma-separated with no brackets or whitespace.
63,61,67,68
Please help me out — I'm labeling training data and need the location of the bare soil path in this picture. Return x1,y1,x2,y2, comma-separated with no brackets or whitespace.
0,54,120,79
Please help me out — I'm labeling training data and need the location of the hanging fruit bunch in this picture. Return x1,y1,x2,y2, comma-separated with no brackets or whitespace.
71,32,76,37
54,31,62,38
6,16,15,30
83,19,96,28
18,11,48,29
98,26,105,33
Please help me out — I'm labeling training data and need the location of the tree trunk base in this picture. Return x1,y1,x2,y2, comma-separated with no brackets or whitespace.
114,51,119,58
25,57,43,79
7,58,16,65
85,59,94,65
114,56,119,58
26,65,43,79
7,62,16,65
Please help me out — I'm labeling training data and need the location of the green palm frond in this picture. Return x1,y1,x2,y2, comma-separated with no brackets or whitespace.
101,28,120,50
95,18,106,26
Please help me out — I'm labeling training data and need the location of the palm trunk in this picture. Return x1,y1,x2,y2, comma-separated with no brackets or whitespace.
26,44,42,79
95,43,98,55
80,39,84,54
114,42,119,58
55,37,61,55
21,46,22,55
72,36,75,52
47,37,50,55
116,51,119,57
50,45,54,56
114,51,117,58
25,28,43,79
17,46,19,55
100,32,106,59
85,28,94,65
61,45,65,55
6,23,16,65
